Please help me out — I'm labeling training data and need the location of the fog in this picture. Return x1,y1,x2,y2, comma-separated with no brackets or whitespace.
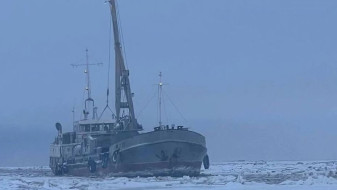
1,0,337,166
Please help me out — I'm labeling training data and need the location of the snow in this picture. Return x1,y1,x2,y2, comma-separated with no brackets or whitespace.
1,161,337,189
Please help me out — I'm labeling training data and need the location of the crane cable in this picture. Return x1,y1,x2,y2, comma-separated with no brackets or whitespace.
99,10,114,121
162,89,188,123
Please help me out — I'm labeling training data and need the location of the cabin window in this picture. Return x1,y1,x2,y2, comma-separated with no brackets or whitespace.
91,125,99,132
108,124,114,131
62,133,71,144
101,124,108,131
84,125,90,132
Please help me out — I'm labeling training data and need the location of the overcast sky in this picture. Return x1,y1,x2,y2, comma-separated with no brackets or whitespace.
1,0,337,166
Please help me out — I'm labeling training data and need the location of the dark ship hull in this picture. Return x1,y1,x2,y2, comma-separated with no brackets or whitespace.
51,129,207,177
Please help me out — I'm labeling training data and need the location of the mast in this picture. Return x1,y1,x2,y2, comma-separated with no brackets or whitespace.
85,49,91,100
109,0,138,130
71,49,102,120
158,72,163,126
83,48,94,120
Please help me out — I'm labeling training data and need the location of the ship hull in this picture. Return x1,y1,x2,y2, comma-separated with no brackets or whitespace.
111,129,207,177
55,129,207,177
113,140,206,177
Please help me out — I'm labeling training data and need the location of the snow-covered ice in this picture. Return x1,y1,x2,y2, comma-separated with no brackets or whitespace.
1,161,337,189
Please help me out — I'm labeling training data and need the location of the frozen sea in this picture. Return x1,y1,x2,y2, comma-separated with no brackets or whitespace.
1,161,337,190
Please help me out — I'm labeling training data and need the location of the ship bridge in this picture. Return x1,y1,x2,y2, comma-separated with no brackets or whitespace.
73,120,117,134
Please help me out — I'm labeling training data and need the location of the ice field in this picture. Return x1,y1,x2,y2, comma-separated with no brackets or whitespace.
1,160,337,190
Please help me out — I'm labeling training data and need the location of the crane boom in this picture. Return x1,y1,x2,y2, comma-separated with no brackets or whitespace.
109,0,138,130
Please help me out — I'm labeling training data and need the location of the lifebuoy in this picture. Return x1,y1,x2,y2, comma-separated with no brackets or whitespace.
112,150,119,163
88,159,96,173
203,154,210,169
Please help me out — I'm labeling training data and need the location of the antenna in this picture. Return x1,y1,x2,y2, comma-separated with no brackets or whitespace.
71,49,103,120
